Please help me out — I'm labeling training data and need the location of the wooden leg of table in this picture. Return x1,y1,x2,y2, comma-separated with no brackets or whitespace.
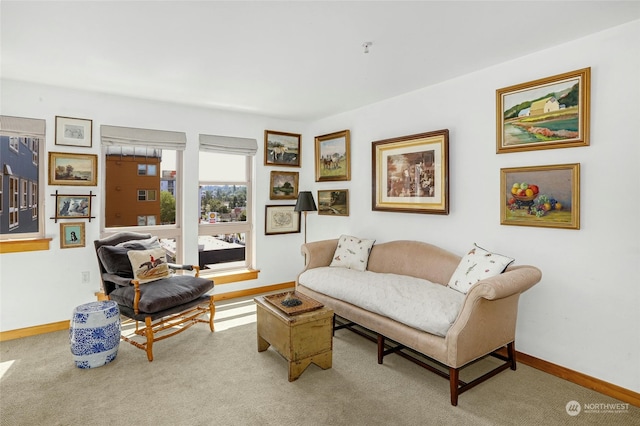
289,358,312,382
312,351,332,370
257,334,270,352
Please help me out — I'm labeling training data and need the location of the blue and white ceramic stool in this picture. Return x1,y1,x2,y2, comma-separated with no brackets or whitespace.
70,301,121,369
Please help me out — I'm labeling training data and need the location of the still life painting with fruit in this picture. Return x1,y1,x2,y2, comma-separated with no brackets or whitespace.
501,164,579,229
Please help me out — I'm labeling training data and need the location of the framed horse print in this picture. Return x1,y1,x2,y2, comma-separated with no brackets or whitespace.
315,130,350,182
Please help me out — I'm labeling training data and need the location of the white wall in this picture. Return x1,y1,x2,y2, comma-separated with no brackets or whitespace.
0,82,308,331
1,20,638,393
305,21,640,392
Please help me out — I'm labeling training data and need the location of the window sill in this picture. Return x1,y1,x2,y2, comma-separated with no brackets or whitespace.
0,238,52,254
202,268,260,285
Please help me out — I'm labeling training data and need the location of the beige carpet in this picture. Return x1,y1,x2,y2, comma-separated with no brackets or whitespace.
1,298,638,426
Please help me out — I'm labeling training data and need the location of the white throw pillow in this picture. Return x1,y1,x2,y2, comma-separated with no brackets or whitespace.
448,244,514,294
329,235,375,272
127,248,170,284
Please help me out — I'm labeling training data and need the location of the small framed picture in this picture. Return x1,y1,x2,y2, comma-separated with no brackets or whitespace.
269,171,299,200
315,130,350,182
48,152,98,186
60,222,85,249
496,68,590,153
264,130,301,167
54,194,92,220
265,205,300,235
372,129,449,215
55,116,93,148
500,163,580,229
317,189,349,216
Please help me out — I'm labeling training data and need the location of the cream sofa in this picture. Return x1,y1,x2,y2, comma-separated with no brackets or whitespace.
295,238,542,406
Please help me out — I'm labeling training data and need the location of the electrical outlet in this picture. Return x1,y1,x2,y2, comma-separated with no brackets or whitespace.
81,271,90,283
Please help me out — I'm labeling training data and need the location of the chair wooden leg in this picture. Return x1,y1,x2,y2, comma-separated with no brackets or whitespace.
145,317,154,362
208,296,215,332
450,367,459,406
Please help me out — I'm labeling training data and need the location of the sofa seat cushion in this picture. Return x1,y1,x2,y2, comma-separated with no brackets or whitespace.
109,275,213,314
299,267,464,337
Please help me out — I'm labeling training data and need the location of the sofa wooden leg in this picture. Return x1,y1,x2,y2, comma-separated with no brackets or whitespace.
508,341,516,370
377,334,384,364
450,367,459,406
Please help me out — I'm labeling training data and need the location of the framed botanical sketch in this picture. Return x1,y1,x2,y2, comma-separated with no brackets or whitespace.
48,152,97,186
496,67,590,153
54,193,92,220
372,129,449,215
265,205,300,235
269,171,299,200
317,189,349,216
55,116,93,147
500,163,580,229
60,222,85,249
315,130,350,182
264,130,301,167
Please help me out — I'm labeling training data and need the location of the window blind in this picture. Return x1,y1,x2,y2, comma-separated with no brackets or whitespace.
101,125,187,150
0,115,46,138
199,134,258,156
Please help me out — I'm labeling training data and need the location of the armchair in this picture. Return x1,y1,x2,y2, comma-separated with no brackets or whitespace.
94,232,215,361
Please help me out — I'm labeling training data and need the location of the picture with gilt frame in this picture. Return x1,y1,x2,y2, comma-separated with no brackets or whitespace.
264,130,301,167
315,130,350,182
500,163,580,230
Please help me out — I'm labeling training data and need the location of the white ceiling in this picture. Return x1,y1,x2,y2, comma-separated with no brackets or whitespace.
2,1,639,121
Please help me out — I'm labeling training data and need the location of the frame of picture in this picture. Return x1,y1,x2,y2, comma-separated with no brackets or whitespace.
264,130,301,167
48,152,98,186
372,129,449,215
496,67,590,153
55,116,93,148
315,130,350,182
53,192,93,220
265,205,300,235
60,222,86,249
317,189,349,216
500,163,580,229
269,171,299,200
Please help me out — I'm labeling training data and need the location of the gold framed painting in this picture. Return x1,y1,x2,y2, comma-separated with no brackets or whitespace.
496,67,590,153
60,222,85,249
372,129,449,215
48,152,98,186
500,163,580,229
315,130,350,182
264,130,301,167
269,171,299,200
317,189,349,216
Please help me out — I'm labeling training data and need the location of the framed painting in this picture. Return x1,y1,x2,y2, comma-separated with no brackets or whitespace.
372,129,449,215
500,163,580,229
496,67,590,153
269,171,299,200
264,130,301,167
315,130,350,182
48,152,97,186
265,205,300,235
55,116,93,147
60,222,85,249
317,189,349,216
54,193,92,219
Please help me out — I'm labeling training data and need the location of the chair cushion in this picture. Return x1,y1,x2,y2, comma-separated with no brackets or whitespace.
116,236,160,249
97,244,147,277
109,275,214,314
127,248,170,284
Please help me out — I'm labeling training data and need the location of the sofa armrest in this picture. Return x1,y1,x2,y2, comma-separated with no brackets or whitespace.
465,265,542,302
300,239,339,271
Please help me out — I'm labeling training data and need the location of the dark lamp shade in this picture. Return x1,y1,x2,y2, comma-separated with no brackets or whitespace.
294,191,317,212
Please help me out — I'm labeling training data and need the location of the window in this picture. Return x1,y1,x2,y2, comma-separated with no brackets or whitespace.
101,124,185,260
1,116,46,242
198,134,257,273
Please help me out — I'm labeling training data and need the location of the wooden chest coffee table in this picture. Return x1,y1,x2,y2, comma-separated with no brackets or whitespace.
254,294,333,381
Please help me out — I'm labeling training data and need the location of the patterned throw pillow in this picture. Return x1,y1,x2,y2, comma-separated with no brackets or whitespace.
448,244,515,294
329,235,375,272
127,248,171,284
